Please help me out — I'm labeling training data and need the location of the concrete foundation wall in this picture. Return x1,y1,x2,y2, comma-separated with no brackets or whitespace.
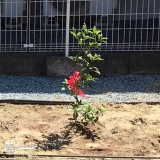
0,52,160,77
0,54,46,75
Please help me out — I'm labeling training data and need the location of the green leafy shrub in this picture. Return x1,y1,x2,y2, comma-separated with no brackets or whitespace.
63,24,107,126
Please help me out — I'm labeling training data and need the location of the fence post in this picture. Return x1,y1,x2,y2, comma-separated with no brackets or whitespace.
0,2,1,49
65,0,71,57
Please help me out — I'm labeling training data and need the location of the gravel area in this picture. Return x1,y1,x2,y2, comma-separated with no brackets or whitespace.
0,74,160,103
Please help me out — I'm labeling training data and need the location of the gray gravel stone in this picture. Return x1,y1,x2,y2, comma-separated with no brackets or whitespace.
0,74,160,103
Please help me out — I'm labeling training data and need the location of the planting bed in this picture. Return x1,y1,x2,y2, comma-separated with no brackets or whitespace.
0,101,160,158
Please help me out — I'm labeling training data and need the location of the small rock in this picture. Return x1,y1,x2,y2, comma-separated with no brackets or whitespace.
46,107,52,110
25,135,30,138
1,124,4,128
135,97,142,101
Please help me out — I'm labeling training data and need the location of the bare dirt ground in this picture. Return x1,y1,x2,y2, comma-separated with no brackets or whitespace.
0,102,160,158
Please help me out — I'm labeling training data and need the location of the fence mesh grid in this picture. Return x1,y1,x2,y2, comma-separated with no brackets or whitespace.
0,0,28,52
0,0,160,52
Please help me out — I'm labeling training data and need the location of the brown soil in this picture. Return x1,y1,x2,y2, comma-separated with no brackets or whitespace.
0,102,160,158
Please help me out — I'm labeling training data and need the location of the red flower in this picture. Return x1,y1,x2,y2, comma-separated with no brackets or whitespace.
67,71,86,98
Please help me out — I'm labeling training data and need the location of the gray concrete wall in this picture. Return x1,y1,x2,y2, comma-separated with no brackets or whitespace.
114,0,160,20
0,52,160,77
0,54,46,75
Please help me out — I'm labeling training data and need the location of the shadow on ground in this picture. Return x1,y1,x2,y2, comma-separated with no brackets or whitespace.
38,122,99,151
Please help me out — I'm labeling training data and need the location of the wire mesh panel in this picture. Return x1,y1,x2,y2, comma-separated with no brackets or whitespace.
68,0,113,51
28,0,68,52
0,0,28,52
111,0,160,51
0,0,160,52
68,0,160,51
33,0,114,53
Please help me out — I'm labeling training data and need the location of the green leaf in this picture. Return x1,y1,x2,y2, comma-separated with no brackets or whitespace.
61,87,66,91
77,32,81,37
98,107,107,113
79,38,83,45
82,23,87,31
78,56,83,60
70,29,77,38
62,79,68,84
92,67,101,75
87,53,93,59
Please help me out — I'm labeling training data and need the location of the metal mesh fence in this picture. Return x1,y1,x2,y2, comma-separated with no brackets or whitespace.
0,0,160,53
0,0,28,52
